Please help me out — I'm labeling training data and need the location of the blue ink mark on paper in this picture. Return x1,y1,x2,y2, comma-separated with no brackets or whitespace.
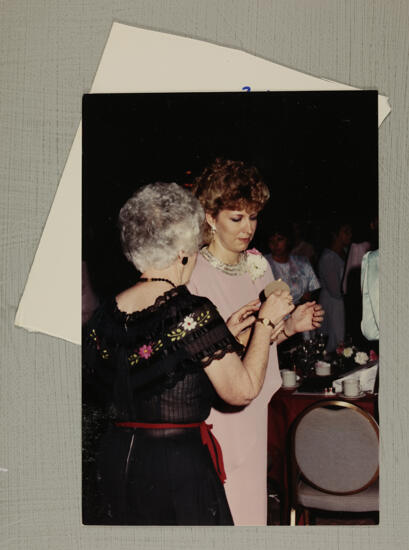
242,86,251,92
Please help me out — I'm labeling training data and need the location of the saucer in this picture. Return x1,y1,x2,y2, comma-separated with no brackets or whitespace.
337,391,365,400
282,382,300,390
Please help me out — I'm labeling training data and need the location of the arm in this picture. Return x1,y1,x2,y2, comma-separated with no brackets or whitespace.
275,301,325,344
225,299,285,346
204,291,293,405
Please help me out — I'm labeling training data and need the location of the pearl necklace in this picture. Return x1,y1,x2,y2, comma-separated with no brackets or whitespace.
200,246,247,276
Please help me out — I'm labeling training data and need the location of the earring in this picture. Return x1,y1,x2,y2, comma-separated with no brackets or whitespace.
182,256,188,265
210,225,216,235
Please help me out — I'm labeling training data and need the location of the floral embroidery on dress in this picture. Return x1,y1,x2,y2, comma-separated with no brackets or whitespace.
88,328,110,359
182,315,197,331
89,328,97,343
128,353,140,367
128,340,163,367
167,310,211,342
127,307,213,366
139,344,153,359
195,310,211,326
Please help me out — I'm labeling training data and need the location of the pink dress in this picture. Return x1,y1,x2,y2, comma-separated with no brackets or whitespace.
187,252,282,525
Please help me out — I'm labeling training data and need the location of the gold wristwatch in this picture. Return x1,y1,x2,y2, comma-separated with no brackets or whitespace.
256,317,276,330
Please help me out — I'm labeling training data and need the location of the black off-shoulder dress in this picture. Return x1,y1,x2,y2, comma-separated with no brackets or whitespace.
82,285,242,525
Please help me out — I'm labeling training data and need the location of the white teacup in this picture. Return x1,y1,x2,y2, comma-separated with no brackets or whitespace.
281,369,297,388
281,369,297,387
342,378,361,397
315,361,331,376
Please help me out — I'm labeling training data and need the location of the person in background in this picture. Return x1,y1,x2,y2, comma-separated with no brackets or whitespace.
318,218,352,352
266,221,320,306
82,182,293,526
361,249,379,342
361,248,379,410
290,220,316,265
188,158,324,525
342,215,378,347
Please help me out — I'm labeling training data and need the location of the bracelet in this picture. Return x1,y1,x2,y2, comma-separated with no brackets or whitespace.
256,317,276,330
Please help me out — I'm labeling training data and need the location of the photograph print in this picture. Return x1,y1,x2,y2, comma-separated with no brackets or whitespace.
82,90,379,526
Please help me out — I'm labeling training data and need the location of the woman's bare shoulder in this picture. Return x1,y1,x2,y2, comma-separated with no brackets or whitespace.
115,285,147,314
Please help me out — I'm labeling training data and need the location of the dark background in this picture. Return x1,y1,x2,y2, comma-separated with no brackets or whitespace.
82,91,378,300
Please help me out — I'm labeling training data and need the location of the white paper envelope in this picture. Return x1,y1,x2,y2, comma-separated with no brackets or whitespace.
15,23,390,345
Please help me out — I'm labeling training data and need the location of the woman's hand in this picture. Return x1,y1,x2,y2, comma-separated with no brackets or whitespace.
260,290,295,327
226,299,260,338
311,303,325,328
285,301,325,335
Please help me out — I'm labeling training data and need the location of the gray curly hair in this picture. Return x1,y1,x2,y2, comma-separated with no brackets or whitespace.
118,182,205,273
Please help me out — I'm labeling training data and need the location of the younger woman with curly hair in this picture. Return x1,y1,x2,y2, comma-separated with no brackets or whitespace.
188,158,324,525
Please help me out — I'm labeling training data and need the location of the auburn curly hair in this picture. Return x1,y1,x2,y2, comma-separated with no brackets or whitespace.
192,158,270,243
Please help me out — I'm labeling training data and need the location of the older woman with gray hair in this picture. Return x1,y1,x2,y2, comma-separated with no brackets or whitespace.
83,182,293,525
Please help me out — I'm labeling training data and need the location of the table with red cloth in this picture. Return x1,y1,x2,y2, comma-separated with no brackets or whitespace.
267,386,377,522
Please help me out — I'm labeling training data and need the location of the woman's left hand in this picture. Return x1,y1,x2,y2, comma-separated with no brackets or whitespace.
285,301,325,335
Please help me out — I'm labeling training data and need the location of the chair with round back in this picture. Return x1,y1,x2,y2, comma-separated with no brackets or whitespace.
289,399,379,525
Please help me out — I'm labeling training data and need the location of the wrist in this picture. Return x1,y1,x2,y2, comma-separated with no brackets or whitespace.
255,317,275,334
284,318,296,337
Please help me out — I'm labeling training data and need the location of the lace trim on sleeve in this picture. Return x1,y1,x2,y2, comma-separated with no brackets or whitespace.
195,338,244,367
181,302,244,367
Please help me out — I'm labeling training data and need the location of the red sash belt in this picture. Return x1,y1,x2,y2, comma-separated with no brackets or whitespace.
115,421,226,483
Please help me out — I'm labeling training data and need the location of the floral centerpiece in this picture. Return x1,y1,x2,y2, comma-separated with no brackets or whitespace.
335,343,378,367
280,333,378,377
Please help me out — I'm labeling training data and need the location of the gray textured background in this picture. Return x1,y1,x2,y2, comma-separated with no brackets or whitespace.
1,1,408,548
